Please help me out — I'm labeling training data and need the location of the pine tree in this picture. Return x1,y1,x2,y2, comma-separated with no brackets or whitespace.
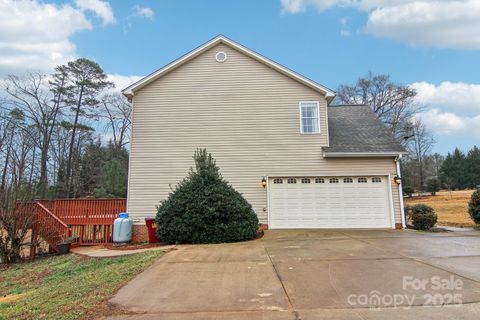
440,148,467,189
95,159,127,198
466,146,480,188
80,140,104,196
54,160,68,198
62,58,113,197
156,149,259,244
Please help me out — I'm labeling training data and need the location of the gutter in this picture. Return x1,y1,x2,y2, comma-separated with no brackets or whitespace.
323,151,408,158
395,155,407,228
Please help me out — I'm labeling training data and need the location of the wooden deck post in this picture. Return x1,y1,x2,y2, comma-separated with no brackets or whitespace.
80,225,85,245
30,228,37,259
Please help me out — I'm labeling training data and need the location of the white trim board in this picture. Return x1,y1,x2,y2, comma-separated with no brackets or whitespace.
396,157,407,228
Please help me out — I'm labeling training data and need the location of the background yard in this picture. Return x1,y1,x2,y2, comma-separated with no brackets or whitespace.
0,250,163,320
405,190,475,228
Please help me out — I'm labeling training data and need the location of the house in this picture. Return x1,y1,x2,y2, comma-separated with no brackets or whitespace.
122,35,407,240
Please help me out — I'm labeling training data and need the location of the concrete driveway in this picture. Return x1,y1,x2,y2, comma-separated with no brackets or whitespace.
107,229,480,319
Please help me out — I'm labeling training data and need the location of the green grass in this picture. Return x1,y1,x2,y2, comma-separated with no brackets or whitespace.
0,250,164,320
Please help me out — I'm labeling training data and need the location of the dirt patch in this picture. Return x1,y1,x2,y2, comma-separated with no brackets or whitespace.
0,292,29,303
405,190,476,227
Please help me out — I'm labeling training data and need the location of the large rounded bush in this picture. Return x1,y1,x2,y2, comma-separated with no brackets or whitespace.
156,149,259,244
468,190,480,224
411,204,437,230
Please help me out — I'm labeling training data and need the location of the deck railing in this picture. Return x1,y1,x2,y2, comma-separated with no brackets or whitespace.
16,198,127,254
33,202,71,252
43,198,127,225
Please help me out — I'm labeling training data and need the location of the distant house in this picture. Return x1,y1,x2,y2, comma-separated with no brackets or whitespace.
122,35,407,239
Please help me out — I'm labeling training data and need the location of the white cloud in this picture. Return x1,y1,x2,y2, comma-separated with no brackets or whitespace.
281,0,480,49
0,0,88,75
416,108,480,135
0,0,115,76
411,82,480,114
281,0,406,14
134,5,155,19
107,74,142,92
411,81,480,136
75,0,115,25
365,1,480,49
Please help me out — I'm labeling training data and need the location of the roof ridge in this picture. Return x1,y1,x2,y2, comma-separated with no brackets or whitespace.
329,104,369,107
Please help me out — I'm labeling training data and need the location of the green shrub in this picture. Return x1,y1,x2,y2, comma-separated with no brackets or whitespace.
403,186,414,197
468,190,480,224
411,204,437,230
156,149,259,244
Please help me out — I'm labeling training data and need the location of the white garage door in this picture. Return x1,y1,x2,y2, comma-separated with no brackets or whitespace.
269,176,392,229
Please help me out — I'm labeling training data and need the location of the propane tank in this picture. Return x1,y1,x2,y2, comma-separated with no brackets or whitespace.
113,212,133,243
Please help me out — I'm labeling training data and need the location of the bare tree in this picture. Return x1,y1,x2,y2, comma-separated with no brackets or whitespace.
101,93,132,148
0,108,26,200
0,204,35,263
407,119,436,190
4,71,67,196
336,72,420,141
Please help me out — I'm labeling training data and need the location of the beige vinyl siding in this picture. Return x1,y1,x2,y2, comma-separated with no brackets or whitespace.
127,43,403,225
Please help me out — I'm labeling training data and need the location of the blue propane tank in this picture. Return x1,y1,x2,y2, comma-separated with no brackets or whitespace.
113,212,133,243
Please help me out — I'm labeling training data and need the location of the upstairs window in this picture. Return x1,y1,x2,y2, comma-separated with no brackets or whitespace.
299,101,320,134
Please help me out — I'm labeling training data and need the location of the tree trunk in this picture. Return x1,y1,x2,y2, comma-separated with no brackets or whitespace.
0,133,13,195
39,134,49,185
65,86,84,198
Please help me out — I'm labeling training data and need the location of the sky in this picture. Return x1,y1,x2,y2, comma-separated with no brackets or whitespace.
0,0,479,154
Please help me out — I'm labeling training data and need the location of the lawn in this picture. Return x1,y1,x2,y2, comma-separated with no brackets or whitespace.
404,189,475,228
0,250,164,320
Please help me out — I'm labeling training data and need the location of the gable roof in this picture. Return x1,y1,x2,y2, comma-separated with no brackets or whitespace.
324,105,407,157
122,35,336,100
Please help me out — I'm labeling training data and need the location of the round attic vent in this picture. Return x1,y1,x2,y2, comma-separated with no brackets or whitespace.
215,51,227,63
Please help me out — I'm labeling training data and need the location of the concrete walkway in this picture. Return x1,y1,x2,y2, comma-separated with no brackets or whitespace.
72,245,171,258
105,229,480,319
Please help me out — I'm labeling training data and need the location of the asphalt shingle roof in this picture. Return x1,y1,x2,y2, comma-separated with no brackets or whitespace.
324,105,407,154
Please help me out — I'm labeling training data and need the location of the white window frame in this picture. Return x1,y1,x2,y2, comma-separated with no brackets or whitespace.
299,101,321,134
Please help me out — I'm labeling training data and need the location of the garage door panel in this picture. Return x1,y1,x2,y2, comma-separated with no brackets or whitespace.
269,176,392,229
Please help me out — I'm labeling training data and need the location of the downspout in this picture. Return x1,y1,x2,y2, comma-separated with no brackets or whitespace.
396,155,406,228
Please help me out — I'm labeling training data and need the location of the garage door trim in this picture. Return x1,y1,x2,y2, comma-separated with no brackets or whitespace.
266,174,395,229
